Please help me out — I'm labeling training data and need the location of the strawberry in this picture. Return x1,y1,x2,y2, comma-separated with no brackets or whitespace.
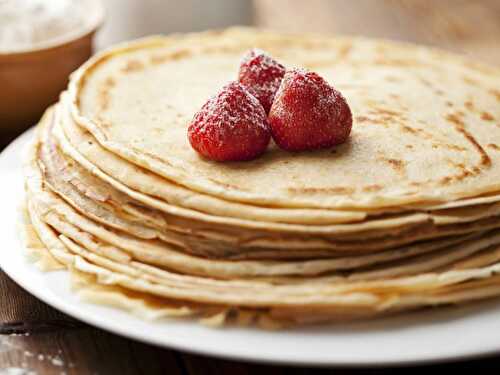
188,81,271,162
268,69,352,152
238,49,286,113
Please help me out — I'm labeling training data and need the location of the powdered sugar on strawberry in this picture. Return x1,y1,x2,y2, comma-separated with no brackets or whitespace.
269,68,352,151
188,81,270,161
238,49,285,113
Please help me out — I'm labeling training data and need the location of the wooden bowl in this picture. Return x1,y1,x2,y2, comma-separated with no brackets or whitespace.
0,0,104,132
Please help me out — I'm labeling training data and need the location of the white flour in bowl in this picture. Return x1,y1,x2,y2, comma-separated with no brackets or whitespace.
0,0,86,51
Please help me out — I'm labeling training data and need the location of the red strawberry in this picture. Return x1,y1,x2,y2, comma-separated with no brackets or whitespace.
268,69,352,152
238,49,286,113
188,81,271,162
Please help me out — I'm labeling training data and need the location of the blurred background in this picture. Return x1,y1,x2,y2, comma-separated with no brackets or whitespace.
1,0,500,143
97,0,500,63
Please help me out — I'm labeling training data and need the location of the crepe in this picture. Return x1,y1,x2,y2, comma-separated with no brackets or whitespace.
23,189,500,327
57,97,500,227
39,117,500,263
27,156,497,280
33,106,500,260
68,28,500,210
28,119,494,279
20,28,500,327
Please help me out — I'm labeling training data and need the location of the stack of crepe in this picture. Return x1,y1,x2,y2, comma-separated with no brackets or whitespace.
22,28,500,327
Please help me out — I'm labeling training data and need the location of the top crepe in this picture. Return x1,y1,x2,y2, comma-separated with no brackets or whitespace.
69,28,500,210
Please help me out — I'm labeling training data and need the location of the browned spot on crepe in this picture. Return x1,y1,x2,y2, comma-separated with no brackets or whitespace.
170,49,192,60
400,125,436,141
381,158,406,174
150,49,191,65
121,59,144,73
432,142,467,152
464,100,475,112
337,43,352,60
489,89,500,102
370,108,404,118
401,125,418,135
445,113,491,167
481,112,495,121
439,161,476,185
97,77,116,111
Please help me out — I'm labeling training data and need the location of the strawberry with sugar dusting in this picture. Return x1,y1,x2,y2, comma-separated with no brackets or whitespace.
188,81,271,162
238,49,286,113
268,68,352,152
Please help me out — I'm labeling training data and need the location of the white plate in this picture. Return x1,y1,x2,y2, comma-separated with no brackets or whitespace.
2,129,500,367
